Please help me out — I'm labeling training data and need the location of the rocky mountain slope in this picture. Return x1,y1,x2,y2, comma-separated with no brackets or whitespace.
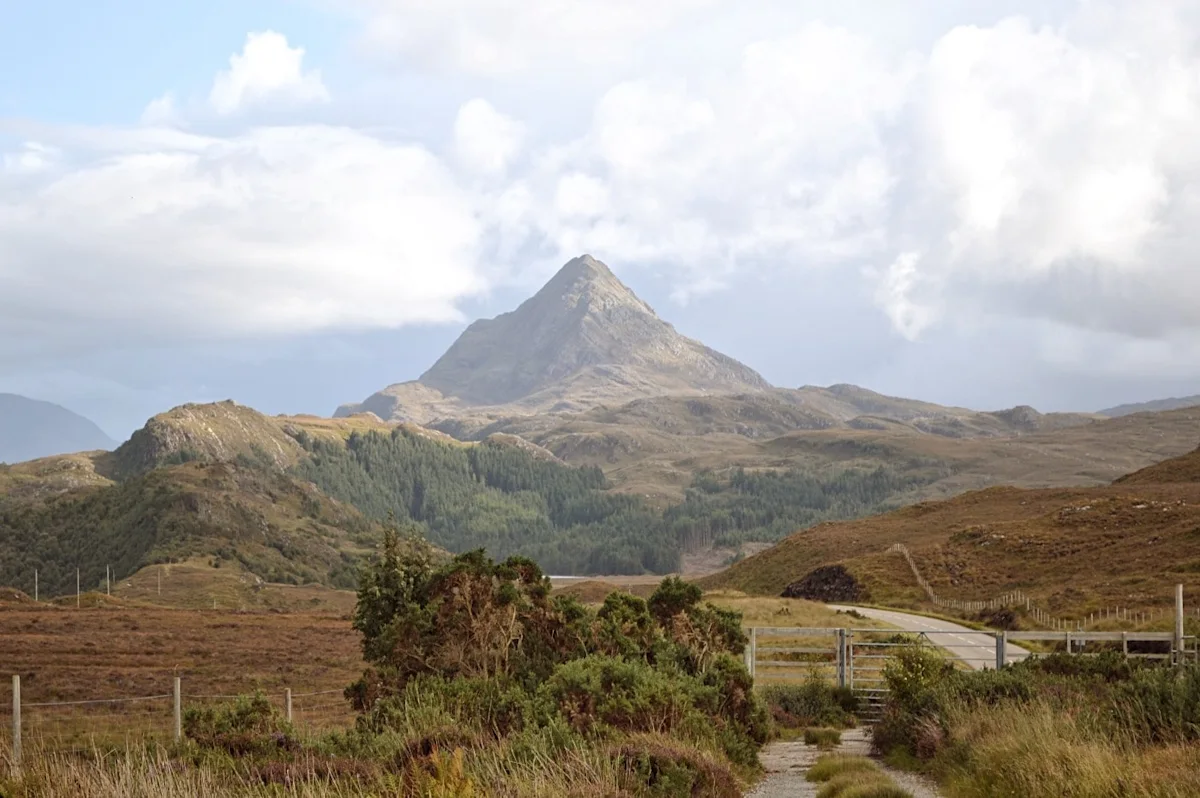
336,255,770,423
0,393,115,464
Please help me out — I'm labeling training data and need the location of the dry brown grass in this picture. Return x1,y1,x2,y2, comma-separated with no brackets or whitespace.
705,470,1200,621
112,560,358,613
0,604,361,704
518,405,1200,503
937,700,1200,798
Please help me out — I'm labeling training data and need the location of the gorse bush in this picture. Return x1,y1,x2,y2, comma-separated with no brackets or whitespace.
343,529,769,794
761,676,859,729
182,692,297,757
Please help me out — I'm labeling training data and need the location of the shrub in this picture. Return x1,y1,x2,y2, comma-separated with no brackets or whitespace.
611,737,741,798
761,676,858,729
538,656,707,738
1022,651,1143,683
182,692,296,756
881,646,953,710
363,674,532,739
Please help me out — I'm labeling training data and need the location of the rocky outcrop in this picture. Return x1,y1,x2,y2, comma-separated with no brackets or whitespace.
110,400,305,478
781,565,867,602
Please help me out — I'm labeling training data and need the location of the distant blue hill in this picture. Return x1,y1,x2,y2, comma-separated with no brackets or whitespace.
0,393,116,464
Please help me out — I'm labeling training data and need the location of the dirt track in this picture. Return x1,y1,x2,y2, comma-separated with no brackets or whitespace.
747,729,941,798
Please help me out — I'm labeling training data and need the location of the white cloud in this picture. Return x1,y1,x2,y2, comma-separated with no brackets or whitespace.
496,23,908,294
453,99,524,177
902,4,1200,339
0,125,484,358
140,93,181,127
209,31,330,115
2,142,59,175
873,252,936,340
349,0,716,74
7,2,1200,382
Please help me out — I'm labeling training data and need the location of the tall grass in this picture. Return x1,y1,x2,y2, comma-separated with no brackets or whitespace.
935,700,1200,798
0,741,631,798
872,647,1200,798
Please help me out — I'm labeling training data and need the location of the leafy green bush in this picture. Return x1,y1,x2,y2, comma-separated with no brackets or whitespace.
343,537,770,788
1021,651,1143,682
182,692,296,756
612,738,741,798
761,676,859,729
538,656,705,738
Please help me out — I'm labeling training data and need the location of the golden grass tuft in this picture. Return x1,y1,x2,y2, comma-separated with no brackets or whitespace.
805,754,879,782
936,699,1200,798
803,727,843,749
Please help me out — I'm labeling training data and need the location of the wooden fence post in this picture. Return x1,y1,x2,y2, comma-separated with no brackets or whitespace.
173,677,182,743
1175,585,1185,664
285,688,293,723
11,674,20,769
749,627,757,678
995,632,1007,670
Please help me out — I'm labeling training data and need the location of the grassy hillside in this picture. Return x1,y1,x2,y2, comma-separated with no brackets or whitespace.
6,399,1200,597
495,403,1200,509
702,446,1200,620
0,460,381,597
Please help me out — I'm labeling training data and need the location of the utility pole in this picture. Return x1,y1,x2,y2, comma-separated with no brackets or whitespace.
76,568,80,608
106,565,111,596
34,570,37,603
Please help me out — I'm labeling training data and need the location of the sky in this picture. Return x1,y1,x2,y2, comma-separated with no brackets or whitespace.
3,0,1200,440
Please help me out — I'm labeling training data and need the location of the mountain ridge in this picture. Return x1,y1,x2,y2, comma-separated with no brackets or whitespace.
1100,395,1200,418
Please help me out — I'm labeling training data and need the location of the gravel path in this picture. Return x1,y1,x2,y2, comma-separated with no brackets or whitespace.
745,729,942,798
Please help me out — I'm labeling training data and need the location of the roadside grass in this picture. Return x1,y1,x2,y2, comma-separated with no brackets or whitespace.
806,755,912,798
803,728,843,748
805,755,879,782
697,592,890,630
872,646,1200,798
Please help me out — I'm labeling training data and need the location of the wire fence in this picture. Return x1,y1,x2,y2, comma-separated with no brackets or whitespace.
3,677,355,765
888,543,1190,630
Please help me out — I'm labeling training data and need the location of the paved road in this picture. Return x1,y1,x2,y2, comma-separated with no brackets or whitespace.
829,605,1030,670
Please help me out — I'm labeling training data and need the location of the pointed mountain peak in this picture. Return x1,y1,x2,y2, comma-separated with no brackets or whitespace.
345,255,770,413
534,254,654,316
559,253,613,280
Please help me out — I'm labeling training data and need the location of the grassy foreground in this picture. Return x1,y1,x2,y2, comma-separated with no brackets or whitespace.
1,529,777,798
873,646,1200,797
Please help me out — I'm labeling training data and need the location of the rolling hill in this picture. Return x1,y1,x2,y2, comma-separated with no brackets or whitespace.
702,445,1200,620
0,400,689,595
1101,395,1200,417
0,393,116,464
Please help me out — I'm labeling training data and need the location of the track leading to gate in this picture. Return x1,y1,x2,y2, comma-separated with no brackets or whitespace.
829,605,1031,670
